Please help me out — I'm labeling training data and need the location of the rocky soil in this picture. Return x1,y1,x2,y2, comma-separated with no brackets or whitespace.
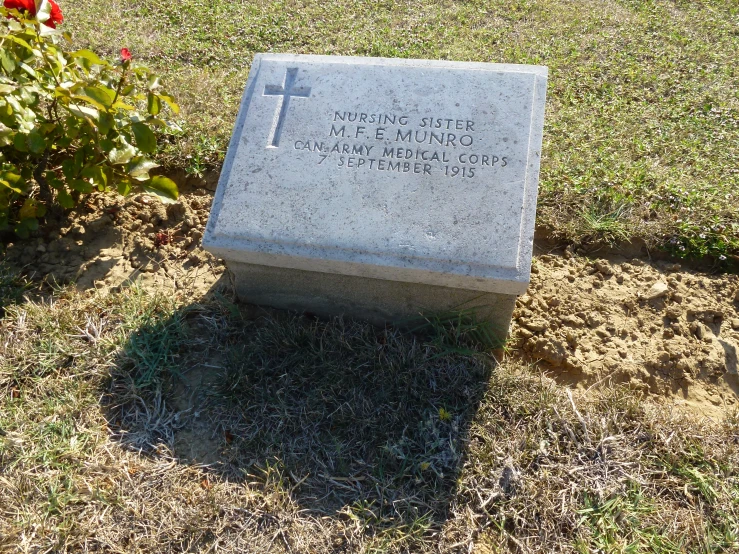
3,183,225,295
3,187,738,418
511,253,739,418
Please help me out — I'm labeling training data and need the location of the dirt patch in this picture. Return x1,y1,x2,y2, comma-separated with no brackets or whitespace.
2,183,225,296
511,252,739,418
3,186,738,419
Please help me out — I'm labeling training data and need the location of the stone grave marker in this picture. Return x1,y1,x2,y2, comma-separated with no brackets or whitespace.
203,54,547,340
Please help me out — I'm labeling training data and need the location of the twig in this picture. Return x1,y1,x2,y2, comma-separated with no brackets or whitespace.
567,389,590,444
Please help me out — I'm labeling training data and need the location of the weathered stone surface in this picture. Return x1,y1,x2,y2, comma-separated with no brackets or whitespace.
229,261,515,341
203,54,548,331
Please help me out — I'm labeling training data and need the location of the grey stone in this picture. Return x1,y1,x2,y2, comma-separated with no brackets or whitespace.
229,261,515,341
203,54,548,338
646,280,669,300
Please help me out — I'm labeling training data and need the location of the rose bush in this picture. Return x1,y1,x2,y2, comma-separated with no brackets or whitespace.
4,0,62,27
0,0,179,238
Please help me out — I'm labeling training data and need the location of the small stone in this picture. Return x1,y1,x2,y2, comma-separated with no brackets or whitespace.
587,312,604,328
36,244,47,253
518,294,533,307
594,260,614,275
522,319,548,332
518,328,534,339
562,315,583,328
646,280,669,300
690,321,705,340
666,307,682,320
731,318,739,331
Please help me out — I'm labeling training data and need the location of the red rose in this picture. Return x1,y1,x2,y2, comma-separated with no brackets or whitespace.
3,0,63,27
120,48,132,62
47,0,62,27
3,0,35,12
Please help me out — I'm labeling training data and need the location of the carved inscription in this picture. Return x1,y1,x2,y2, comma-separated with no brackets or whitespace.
292,111,509,178
263,68,311,148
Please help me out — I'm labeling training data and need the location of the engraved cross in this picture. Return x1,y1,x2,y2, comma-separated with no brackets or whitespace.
263,68,311,148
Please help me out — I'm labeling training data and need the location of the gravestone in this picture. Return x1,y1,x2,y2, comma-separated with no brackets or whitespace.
203,54,547,341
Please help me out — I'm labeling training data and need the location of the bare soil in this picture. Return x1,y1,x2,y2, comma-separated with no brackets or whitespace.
3,177,225,297
511,252,739,418
3,186,738,419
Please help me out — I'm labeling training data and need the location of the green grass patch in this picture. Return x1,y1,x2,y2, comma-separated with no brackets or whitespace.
63,0,739,260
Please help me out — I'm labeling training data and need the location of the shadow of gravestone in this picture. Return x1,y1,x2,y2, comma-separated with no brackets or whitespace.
104,292,494,539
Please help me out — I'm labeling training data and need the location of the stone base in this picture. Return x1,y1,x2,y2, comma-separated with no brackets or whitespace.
227,261,517,343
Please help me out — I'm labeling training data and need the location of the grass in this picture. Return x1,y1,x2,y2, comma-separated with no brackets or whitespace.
62,0,739,260
1,275,738,552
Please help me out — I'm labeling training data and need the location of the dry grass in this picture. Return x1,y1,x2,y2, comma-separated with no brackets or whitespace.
1,273,738,552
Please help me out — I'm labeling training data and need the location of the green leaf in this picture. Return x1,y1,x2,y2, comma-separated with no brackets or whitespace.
71,49,106,66
81,165,108,190
117,179,132,196
128,157,159,181
13,133,28,152
0,171,23,193
14,217,37,239
27,130,46,154
39,122,57,135
98,111,114,135
112,101,135,111
157,93,180,114
47,175,64,189
69,178,93,193
18,62,37,79
3,35,33,51
121,84,135,96
67,103,99,121
0,50,16,73
100,137,114,152
72,93,107,111
131,122,156,153
18,197,38,220
83,86,115,108
143,175,178,202
147,93,161,116
56,186,75,208
0,84,14,95
62,159,79,179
